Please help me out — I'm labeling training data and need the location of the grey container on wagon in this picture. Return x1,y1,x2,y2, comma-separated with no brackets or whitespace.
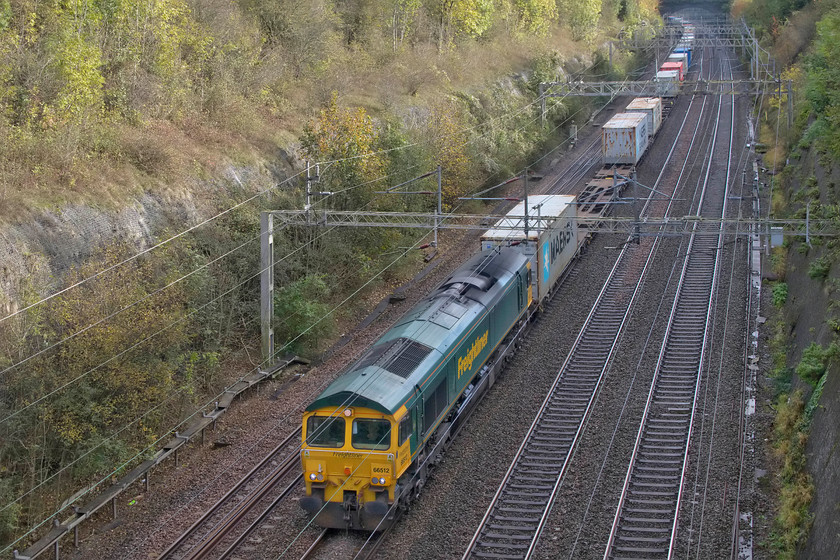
668,52,689,70
625,97,662,138
655,70,680,97
480,194,578,302
602,112,649,166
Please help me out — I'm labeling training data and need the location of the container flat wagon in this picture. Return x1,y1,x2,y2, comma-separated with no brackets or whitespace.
655,70,680,98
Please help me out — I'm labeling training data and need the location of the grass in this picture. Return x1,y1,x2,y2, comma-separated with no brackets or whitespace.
769,390,816,559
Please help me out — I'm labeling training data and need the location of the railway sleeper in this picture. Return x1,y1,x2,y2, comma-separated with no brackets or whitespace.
622,516,674,524
482,532,533,541
469,552,523,559
487,524,539,532
476,542,529,550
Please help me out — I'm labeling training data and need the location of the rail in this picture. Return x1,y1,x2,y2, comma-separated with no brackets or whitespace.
13,356,306,560
603,44,735,560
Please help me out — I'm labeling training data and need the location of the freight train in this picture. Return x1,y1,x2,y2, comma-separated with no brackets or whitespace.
655,19,695,97
298,198,581,530
299,48,688,529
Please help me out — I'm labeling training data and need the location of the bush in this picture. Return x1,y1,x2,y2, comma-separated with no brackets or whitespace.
795,342,836,385
274,274,335,354
770,247,788,278
770,390,815,559
772,282,789,307
808,255,831,280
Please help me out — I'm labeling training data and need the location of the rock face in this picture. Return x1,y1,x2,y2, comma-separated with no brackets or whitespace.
0,164,279,316
802,363,840,559
774,147,840,559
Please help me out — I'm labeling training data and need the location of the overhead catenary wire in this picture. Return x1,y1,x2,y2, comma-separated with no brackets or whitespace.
0,169,309,325
164,58,644,560
2,163,433,548
0,60,604,382
110,229,439,559
0,67,572,328
0,220,346,426
5,38,656,336
113,94,615,557
145,67,624,548
0,165,419,381
275,244,519,559
0,228,433,557
5,54,629,554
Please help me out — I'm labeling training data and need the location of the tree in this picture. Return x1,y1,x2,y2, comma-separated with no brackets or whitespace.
426,100,476,207
806,12,840,157
300,93,385,211
557,0,600,41
511,0,557,36
389,0,422,51
241,0,338,77
429,0,496,50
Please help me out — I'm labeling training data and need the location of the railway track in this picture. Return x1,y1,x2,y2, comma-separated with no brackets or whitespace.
461,35,723,559
297,526,388,560
157,428,302,560
602,43,736,560
461,102,713,560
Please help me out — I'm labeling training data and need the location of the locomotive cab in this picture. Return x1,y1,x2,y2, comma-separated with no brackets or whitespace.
300,405,412,530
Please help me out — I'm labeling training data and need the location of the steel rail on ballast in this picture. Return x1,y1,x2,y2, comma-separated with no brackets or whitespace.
157,428,302,560
297,528,328,560
461,58,714,560
603,40,736,560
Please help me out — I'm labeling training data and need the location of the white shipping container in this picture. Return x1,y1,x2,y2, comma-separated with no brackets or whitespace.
655,70,679,97
480,194,578,301
602,112,649,165
625,97,662,138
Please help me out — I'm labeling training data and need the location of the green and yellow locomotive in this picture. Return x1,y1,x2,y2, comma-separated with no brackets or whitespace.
300,248,532,530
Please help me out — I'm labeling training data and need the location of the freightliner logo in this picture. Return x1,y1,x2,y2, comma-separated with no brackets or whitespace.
457,330,489,379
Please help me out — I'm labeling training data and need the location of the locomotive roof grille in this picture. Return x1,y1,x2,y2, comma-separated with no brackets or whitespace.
387,340,433,378
352,338,433,379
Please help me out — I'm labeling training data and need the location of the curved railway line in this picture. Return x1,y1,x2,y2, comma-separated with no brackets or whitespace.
147,16,755,560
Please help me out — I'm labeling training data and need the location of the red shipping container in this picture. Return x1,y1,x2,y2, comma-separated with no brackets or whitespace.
660,61,684,81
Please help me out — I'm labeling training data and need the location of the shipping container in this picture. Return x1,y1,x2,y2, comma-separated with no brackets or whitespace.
602,112,649,165
668,52,689,69
480,195,578,301
655,70,680,97
625,97,662,137
673,47,692,67
660,61,684,81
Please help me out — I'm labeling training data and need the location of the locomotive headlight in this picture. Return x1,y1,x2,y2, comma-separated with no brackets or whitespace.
309,473,317,481
371,477,378,485
379,477,386,485
316,474,324,482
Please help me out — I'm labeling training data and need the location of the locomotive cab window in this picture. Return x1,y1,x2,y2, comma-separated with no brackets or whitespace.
306,416,345,448
398,415,411,446
352,419,392,450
